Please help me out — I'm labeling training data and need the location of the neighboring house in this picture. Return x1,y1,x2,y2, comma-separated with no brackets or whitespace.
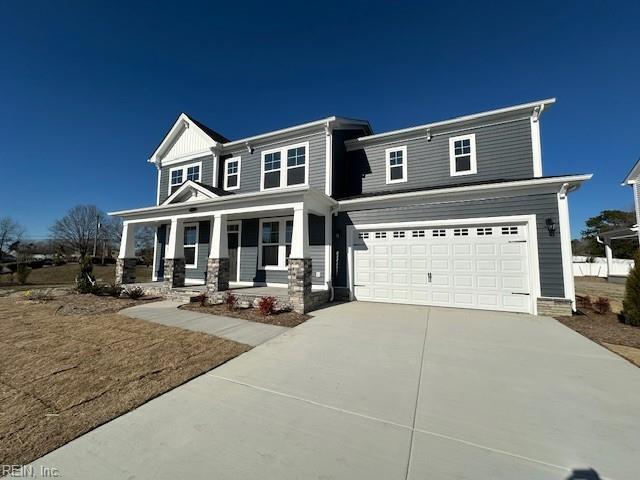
109,99,591,315
596,159,640,281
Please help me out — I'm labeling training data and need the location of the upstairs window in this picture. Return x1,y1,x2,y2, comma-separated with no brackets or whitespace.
224,157,241,190
169,162,201,194
385,146,407,184
261,142,309,190
449,134,477,176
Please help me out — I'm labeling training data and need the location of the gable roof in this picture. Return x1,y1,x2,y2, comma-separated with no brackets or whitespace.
161,180,234,206
622,158,640,185
187,115,229,143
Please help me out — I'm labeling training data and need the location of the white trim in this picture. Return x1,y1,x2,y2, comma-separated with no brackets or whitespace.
227,221,242,282
212,152,219,188
160,150,212,167
325,123,333,196
530,113,543,177
148,113,220,164
449,134,477,176
183,222,199,269
151,228,158,282
385,146,408,184
324,213,332,286
155,165,161,205
347,98,556,145
258,216,294,270
338,174,593,208
260,141,310,191
346,215,542,315
230,281,329,291
557,184,575,310
223,156,242,191
161,180,218,206
168,161,202,196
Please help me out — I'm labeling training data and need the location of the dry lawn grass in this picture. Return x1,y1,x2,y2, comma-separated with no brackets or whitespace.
0,295,250,467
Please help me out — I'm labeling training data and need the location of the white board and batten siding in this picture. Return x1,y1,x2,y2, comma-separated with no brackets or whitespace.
348,217,540,314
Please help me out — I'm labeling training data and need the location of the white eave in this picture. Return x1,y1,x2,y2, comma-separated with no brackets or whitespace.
148,113,222,164
345,98,556,150
338,174,592,208
109,186,337,218
622,158,640,185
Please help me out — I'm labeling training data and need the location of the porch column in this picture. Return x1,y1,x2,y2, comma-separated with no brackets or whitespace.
116,222,137,284
206,213,229,294
605,242,613,279
288,205,312,313
164,218,185,288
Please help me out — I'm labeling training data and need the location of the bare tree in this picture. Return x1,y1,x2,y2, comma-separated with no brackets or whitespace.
49,205,104,259
0,217,25,256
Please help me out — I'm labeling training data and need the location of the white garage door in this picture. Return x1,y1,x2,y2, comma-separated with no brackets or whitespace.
352,223,533,313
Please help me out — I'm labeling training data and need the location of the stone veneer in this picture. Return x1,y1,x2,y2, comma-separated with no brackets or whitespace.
115,258,137,284
537,297,573,317
163,258,185,289
288,258,312,314
206,258,229,294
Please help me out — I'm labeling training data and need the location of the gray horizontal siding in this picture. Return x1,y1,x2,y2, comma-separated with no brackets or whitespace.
221,131,326,195
239,217,325,286
344,118,534,198
158,156,213,204
333,191,564,298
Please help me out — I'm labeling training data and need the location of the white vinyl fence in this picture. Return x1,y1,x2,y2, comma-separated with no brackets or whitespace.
573,256,634,277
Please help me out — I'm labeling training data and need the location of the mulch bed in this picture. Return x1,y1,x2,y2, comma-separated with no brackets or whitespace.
181,303,310,328
0,295,250,467
557,309,640,349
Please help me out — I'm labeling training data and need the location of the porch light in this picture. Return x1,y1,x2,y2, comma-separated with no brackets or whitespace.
545,217,556,236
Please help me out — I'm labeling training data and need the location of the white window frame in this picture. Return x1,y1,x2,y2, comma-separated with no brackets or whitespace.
257,216,294,270
385,146,407,184
183,222,199,269
168,161,202,195
223,156,241,191
449,134,477,176
260,142,309,191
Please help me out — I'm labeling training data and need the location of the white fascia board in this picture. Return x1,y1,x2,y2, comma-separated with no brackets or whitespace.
338,174,592,209
148,113,219,164
109,186,337,218
346,98,556,148
622,158,640,185
161,180,218,206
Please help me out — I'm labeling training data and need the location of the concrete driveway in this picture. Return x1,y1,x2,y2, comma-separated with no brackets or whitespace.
31,302,640,479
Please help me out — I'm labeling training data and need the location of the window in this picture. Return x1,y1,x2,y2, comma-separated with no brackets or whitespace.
258,217,294,269
224,157,241,190
358,232,369,239
412,230,426,238
261,142,309,190
168,162,202,194
449,134,477,176
393,231,405,238
375,232,387,239
453,228,469,236
432,229,446,237
501,226,519,235
477,227,493,236
385,146,407,184
183,224,198,268
286,146,306,186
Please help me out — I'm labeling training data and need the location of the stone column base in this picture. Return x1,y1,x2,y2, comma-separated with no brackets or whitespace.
537,297,573,316
164,258,185,289
206,258,229,294
288,258,312,314
115,258,137,284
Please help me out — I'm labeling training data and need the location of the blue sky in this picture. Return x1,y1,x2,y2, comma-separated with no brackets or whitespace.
1,0,638,239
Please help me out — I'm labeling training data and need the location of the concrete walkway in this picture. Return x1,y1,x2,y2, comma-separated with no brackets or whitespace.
121,300,288,347
31,302,640,479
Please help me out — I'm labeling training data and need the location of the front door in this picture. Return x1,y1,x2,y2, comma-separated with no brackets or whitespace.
227,223,240,282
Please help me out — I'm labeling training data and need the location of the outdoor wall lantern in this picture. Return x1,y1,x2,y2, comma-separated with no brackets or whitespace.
545,217,556,236
188,207,197,213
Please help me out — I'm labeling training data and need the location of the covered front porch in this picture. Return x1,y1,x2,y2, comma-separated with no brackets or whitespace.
110,185,335,313
597,226,639,283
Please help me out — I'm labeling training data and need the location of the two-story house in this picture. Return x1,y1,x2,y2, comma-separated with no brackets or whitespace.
110,99,591,315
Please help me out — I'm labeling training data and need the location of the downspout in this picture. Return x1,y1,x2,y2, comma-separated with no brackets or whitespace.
328,205,339,302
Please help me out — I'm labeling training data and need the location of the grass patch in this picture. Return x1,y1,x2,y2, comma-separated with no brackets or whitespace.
0,294,249,466
0,263,152,288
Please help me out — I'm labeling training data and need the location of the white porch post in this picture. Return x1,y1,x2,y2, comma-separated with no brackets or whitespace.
290,205,309,258
164,218,185,288
209,213,228,258
605,242,613,278
206,213,229,293
116,222,137,284
118,222,136,259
